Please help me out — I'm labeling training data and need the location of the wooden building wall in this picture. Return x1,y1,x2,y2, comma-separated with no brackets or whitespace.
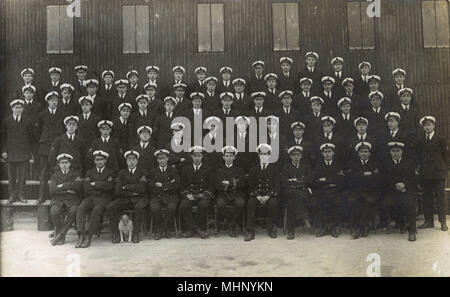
0,0,449,137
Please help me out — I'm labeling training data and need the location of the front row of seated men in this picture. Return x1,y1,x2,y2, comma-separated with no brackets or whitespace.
48,137,421,248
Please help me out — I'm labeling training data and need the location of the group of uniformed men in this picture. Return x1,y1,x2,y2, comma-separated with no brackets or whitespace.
2,52,448,247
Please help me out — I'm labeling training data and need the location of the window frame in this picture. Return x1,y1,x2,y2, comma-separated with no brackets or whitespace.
346,1,376,50
196,2,226,53
421,0,450,49
46,4,74,54
122,4,150,54
271,2,300,51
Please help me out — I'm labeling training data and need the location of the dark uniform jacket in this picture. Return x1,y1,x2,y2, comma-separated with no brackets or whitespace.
2,115,33,162
298,67,324,93
87,137,123,172
190,80,207,94
109,92,136,119
303,111,324,140
284,138,315,166
114,166,148,200
77,113,101,151
203,91,221,112
147,165,180,204
130,142,157,174
364,107,387,142
281,161,312,192
416,133,448,180
216,80,234,94
128,110,157,145
153,111,179,148
310,160,345,192
353,75,370,96
246,74,266,95
59,98,78,119
49,133,84,171
320,91,341,116
35,108,65,156
83,167,115,203
274,107,301,137
393,104,419,140
277,72,296,93
214,164,246,196
381,158,417,192
264,88,281,111
180,163,214,198
23,100,43,127
112,117,131,152
334,113,357,137
128,84,144,100
347,158,380,192
173,97,191,114
232,92,252,113
49,169,82,207
247,163,280,197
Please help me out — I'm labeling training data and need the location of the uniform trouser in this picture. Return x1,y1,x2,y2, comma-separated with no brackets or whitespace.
50,203,79,235
382,191,416,231
75,197,110,235
150,199,178,233
7,161,27,198
29,144,40,179
246,196,279,232
39,156,50,200
284,189,309,232
348,191,378,229
422,179,447,224
179,197,211,232
106,198,148,237
216,193,246,229
311,189,341,228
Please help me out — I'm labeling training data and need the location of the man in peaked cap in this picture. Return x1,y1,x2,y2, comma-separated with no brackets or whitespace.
126,69,143,99
247,60,266,94
2,99,33,204
15,67,43,103
128,94,156,146
84,78,108,119
217,66,234,94
99,70,116,103
109,79,135,119
153,96,178,148
190,66,208,94
179,146,214,239
131,125,157,174
310,143,345,238
334,97,356,138
143,82,164,116
245,143,280,241
146,66,160,86
330,57,346,95
354,61,371,96
44,67,62,95
232,78,252,112
73,65,88,98
347,142,380,239
294,77,314,112
303,96,324,140
215,146,246,237
275,90,301,137
48,115,84,173
75,150,115,248
281,145,313,239
36,92,65,203
106,150,148,243
299,51,323,93
59,83,78,118
416,116,448,231
278,57,296,92
320,76,340,116
147,149,180,239
203,77,220,111
380,142,418,241
49,153,82,246
393,88,419,140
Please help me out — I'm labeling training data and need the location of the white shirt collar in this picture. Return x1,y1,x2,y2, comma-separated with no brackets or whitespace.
102,136,110,142
426,131,435,139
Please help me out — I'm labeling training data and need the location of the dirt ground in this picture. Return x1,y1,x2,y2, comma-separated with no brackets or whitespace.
1,211,449,277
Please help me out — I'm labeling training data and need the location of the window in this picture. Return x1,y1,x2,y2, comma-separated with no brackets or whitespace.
272,2,300,51
422,1,450,48
197,3,225,52
46,5,74,54
347,1,376,50
122,5,150,54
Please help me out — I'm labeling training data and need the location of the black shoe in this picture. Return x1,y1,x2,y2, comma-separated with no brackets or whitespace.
75,233,84,248
228,227,237,238
441,223,448,231
316,227,327,237
352,229,361,239
408,231,416,242
112,234,120,244
244,231,255,242
268,227,277,238
182,230,194,238
164,231,171,239
154,232,162,240
57,234,65,245
132,234,140,243
81,235,92,248
287,232,295,240
196,228,209,239
18,195,27,203
48,231,55,238
418,221,434,229
51,234,65,246
331,227,339,238
37,198,45,204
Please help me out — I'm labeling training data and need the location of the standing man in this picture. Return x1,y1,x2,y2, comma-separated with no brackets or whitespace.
2,99,34,203
417,116,448,231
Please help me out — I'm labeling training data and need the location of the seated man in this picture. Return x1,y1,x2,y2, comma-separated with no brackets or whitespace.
310,143,345,238
49,154,82,246
147,149,180,240
75,150,115,248
215,146,246,237
179,146,214,239
281,146,312,240
347,142,379,239
245,143,280,241
106,150,148,244
381,142,417,241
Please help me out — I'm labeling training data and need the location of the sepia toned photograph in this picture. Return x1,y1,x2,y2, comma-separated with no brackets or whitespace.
0,0,449,281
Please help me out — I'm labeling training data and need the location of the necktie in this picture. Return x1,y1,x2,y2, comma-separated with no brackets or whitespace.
104,139,108,144
85,115,88,120
427,134,430,141
130,169,133,174
391,131,395,137
15,116,19,123
195,166,199,172
296,140,300,145
162,167,165,173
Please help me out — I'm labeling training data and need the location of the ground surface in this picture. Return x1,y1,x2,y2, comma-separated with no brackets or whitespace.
1,211,449,277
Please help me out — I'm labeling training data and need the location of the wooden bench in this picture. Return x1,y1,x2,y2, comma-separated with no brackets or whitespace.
0,199,52,232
